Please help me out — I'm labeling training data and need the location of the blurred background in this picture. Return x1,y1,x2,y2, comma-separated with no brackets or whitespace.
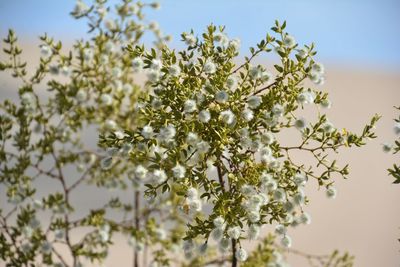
1,0,399,266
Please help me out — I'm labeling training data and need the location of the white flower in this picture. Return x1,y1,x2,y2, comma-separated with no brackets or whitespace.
198,110,211,123
273,188,286,202
283,34,296,48
265,179,278,192
297,91,315,105
186,187,198,200
213,216,225,228
134,165,148,180
55,229,65,240
149,21,159,30
112,67,122,78
189,198,202,212
312,62,325,74
261,132,274,145
320,99,332,109
248,224,260,240
41,241,52,254
322,121,335,133
242,109,254,122
261,71,273,84
220,110,235,125
184,99,197,113
272,104,284,117
40,45,52,57
275,224,287,235
151,59,162,71
186,132,199,146
294,118,307,130
227,226,241,239
100,156,113,170
184,33,197,46
215,90,229,103
309,72,325,85
158,125,176,143
297,47,308,58
247,211,260,223
235,248,248,262
293,190,305,206
73,0,89,15
382,143,392,153
100,94,113,105
100,54,109,64
151,98,163,110
147,69,161,82
241,184,254,196
226,76,238,90
172,164,186,179
247,95,262,109
152,169,167,184
132,57,144,72
61,66,70,76
83,48,93,61
141,125,154,139
197,141,210,154
104,119,117,130
249,65,262,79
229,38,241,51
326,187,337,199
21,92,36,111
154,228,167,240
281,235,292,248
204,61,216,74
299,212,312,225
294,173,307,187
394,122,400,135
169,64,181,77
123,83,133,94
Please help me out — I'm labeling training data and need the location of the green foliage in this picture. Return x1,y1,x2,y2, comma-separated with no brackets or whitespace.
387,106,400,184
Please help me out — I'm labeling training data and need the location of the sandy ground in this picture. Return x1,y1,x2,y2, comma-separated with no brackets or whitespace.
0,42,399,266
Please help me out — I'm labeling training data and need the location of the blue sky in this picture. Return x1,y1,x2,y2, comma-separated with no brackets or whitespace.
1,0,399,69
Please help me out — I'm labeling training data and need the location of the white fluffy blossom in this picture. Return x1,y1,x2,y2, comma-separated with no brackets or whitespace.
104,119,117,130
283,34,296,48
272,104,284,117
229,38,241,51
40,45,52,57
281,235,292,248
184,33,197,47
382,143,392,153
394,122,400,135
247,95,262,109
249,65,262,80
320,99,332,109
141,125,154,139
235,248,248,262
261,132,274,145
297,91,315,105
215,90,229,103
242,108,254,122
247,211,260,223
132,57,144,72
198,109,211,123
204,60,216,74
158,125,176,143
186,187,199,201
152,169,167,184
100,94,113,105
299,212,312,225
134,165,148,180
322,121,335,133
226,76,238,90
326,186,337,199
186,132,199,146
169,64,181,77
184,99,197,113
227,226,241,239
213,216,225,228
172,164,186,179
220,109,235,125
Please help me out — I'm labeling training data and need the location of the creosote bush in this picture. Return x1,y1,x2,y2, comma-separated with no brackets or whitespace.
100,20,378,266
0,1,382,267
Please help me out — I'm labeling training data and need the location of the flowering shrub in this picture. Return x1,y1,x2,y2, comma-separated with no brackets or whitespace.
0,1,177,266
384,107,400,184
100,20,379,266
